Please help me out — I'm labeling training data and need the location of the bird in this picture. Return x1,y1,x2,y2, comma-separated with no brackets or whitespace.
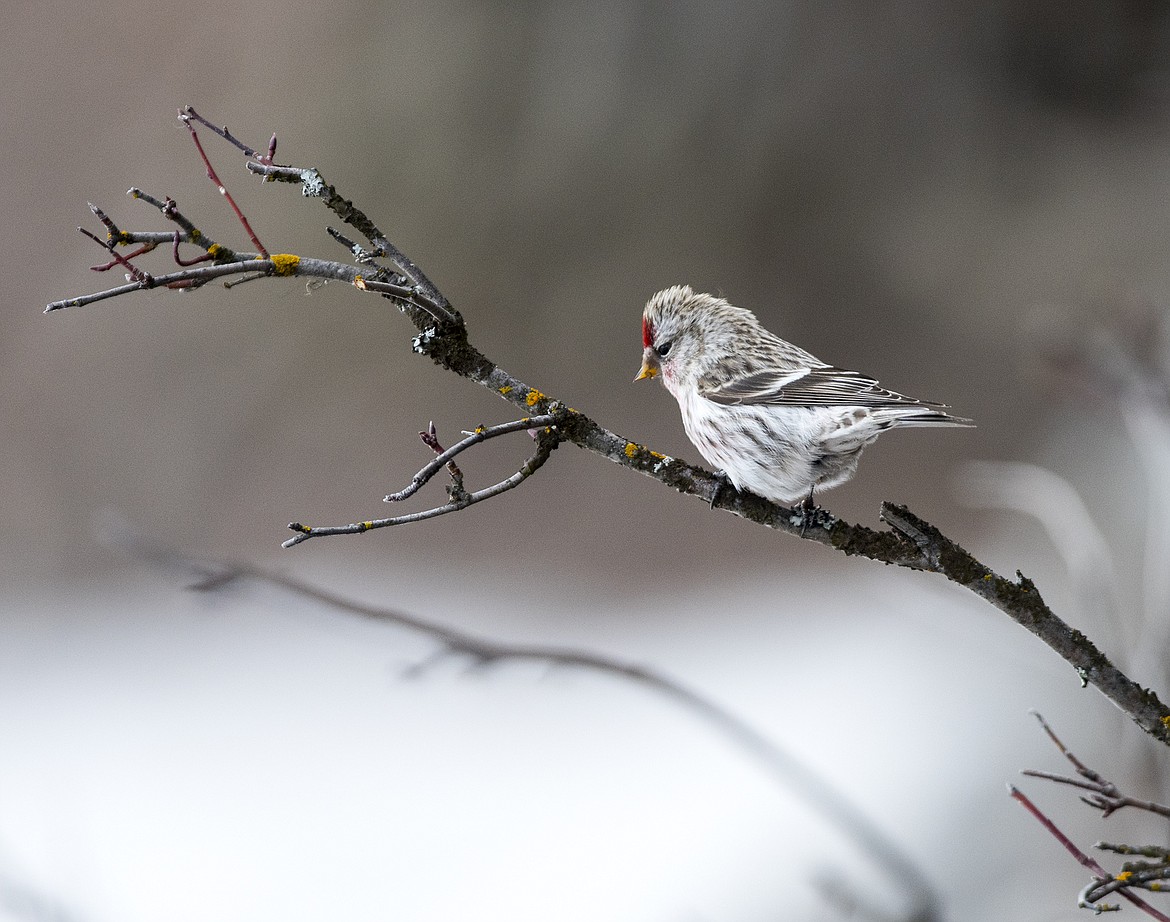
635,285,972,518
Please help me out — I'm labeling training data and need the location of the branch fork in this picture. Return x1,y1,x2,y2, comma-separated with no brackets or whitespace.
1013,714,1170,918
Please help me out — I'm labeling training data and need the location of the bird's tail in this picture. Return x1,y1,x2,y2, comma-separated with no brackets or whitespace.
883,407,975,428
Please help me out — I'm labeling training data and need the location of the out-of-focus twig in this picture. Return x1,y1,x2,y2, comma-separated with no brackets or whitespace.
1014,713,1170,917
1021,712,1170,819
1010,785,1170,919
114,541,940,922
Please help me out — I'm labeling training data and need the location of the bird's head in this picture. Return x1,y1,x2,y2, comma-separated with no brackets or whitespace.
636,285,756,392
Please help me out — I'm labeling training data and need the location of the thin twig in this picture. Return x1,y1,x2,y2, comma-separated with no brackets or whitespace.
385,414,559,503
1009,786,1170,920
245,160,454,322
88,201,122,238
89,240,158,272
352,276,456,325
1023,711,1170,819
180,105,276,164
283,429,561,547
77,227,151,283
327,226,381,266
45,254,368,312
178,108,269,258
418,422,467,500
1099,844,1170,860
1086,867,1170,905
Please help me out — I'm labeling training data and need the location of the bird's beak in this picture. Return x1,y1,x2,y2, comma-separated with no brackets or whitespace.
634,350,659,382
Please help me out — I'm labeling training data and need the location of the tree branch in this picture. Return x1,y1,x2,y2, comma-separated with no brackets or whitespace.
1021,712,1170,820
1014,715,1170,916
44,108,1170,748
1009,785,1170,919
283,425,561,547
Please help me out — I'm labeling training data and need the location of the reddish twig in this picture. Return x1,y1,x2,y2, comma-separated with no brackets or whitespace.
172,231,214,268
1009,786,1170,919
90,241,158,272
418,422,467,501
77,227,151,284
178,108,269,258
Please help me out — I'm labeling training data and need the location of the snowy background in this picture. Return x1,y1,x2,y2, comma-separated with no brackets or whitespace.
5,2,1170,920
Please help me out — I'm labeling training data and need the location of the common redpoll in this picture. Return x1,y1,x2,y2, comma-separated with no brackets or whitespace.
636,285,973,510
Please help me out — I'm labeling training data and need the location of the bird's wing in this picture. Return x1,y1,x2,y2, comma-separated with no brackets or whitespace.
699,365,947,409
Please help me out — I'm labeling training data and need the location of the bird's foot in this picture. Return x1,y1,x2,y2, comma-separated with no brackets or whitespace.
789,491,835,536
709,469,734,508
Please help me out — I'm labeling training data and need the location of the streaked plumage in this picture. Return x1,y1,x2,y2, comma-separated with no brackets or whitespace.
636,285,972,505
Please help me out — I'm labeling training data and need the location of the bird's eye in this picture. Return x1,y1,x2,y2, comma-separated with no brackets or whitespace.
656,340,673,357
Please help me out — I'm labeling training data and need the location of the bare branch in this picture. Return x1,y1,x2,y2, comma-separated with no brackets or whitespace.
1016,716,1170,915
959,461,1124,642
77,226,151,283
1099,844,1170,860
385,414,559,503
180,105,276,164
417,421,468,500
245,159,453,321
283,427,561,547
1022,712,1170,819
1085,867,1170,906
178,107,269,258
44,110,1170,748
1009,785,1170,920
326,225,380,266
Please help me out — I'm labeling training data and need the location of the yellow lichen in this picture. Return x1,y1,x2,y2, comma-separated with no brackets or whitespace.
649,450,666,460
269,253,300,276
625,442,639,458
526,388,545,407
1116,871,1133,882
206,243,223,259
362,521,374,531
1162,714,1170,729
499,386,513,395
188,228,202,241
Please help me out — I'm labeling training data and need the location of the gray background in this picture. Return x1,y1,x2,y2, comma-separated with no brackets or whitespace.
5,2,1170,920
